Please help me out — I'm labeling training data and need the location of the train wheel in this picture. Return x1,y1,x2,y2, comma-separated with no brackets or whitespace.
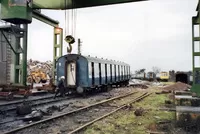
76,86,84,94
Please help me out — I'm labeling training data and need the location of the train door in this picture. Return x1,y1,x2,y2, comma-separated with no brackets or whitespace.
121,66,124,80
99,63,101,85
66,61,76,86
118,65,120,81
114,65,116,81
105,64,107,84
110,64,112,82
91,62,95,85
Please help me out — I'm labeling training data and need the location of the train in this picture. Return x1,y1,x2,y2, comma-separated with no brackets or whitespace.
133,71,156,81
56,54,131,94
133,71,170,82
157,71,170,82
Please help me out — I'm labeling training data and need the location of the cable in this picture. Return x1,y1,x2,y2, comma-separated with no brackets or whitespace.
67,0,69,35
74,9,77,38
64,0,67,36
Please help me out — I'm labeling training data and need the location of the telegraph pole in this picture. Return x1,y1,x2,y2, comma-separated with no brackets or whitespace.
78,38,82,55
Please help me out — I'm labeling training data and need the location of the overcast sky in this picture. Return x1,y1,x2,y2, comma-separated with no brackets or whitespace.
27,0,198,73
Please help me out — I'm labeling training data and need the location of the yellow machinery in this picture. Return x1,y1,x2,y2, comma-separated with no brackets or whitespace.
27,70,47,84
160,71,169,82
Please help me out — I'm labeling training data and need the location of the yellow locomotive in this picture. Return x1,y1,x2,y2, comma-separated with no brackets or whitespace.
159,71,169,82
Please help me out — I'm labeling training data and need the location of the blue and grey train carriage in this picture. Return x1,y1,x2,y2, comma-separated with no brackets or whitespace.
56,54,131,94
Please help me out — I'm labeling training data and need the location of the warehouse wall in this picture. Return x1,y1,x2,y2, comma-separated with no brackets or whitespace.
0,30,15,84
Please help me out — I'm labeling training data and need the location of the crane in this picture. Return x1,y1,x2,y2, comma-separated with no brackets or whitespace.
0,0,146,87
0,0,200,97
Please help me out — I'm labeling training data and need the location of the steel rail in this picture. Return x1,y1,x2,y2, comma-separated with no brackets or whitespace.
2,91,138,134
68,92,152,134
0,95,74,112
0,95,54,107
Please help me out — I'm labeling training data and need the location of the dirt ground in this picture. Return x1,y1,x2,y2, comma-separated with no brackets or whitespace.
83,83,188,134
0,86,140,133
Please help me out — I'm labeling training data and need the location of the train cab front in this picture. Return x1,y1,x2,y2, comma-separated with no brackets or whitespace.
57,54,86,95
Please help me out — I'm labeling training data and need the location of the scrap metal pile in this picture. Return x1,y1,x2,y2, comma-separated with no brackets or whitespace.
27,59,53,83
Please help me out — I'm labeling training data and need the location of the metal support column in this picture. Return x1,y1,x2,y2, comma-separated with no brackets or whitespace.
14,24,26,85
191,1,200,95
22,24,28,85
0,25,26,86
78,38,82,55
191,15,200,95
53,27,63,84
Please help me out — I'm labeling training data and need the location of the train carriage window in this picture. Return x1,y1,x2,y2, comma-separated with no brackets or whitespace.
124,66,125,79
112,65,115,81
107,64,110,83
101,64,105,78
124,66,126,79
127,66,128,78
94,63,99,84
94,63,99,78
88,62,92,79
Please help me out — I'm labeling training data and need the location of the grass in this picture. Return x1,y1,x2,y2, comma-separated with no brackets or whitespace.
84,88,175,134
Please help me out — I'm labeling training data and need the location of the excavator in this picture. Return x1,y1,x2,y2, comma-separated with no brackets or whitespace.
27,69,48,84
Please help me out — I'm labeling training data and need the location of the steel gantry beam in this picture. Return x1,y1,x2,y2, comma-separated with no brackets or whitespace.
32,10,59,27
32,0,147,10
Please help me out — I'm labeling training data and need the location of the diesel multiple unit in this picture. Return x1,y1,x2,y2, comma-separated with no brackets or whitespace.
56,54,131,94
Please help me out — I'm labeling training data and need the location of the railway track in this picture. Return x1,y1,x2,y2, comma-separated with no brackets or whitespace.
0,95,76,112
2,91,152,134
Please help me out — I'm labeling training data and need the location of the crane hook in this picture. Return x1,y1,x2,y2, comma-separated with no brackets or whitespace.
67,44,72,53
65,35,75,53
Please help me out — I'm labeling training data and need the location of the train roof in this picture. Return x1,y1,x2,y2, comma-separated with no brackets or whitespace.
85,55,129,66
60,54,129,66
